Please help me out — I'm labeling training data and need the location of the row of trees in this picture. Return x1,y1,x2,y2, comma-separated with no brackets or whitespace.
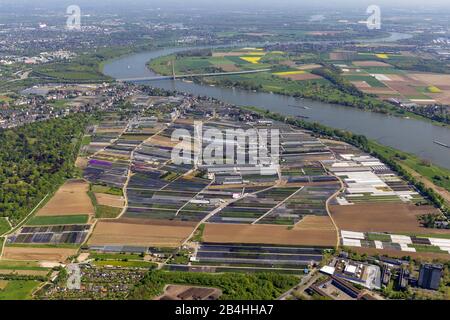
312,66,364,98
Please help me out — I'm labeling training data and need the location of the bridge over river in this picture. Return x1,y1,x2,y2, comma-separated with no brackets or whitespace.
118,68,272,82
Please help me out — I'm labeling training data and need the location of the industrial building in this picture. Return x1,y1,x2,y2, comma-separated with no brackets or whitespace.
418,264,443,290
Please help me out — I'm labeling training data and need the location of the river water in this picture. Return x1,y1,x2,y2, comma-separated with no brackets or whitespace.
103,43,450,170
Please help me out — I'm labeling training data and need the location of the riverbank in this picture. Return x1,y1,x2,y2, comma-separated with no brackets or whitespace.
148,53,448,129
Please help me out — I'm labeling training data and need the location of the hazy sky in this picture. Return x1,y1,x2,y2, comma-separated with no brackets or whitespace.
2,0,450,11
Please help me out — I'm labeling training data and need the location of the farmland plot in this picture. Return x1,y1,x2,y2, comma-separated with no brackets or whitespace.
36,180,94,217
192,243,326,270
7,225,91,245
88,218,196,248
2,247,78,262
203,223,337,247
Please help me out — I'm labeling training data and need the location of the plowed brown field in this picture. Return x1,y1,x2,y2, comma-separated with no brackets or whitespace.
89,218,196,247
203,223,336,246
2,247,78,262
330,203,448,234
36,180,94,216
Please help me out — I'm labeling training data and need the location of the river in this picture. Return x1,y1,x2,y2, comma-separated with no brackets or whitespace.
103,42,450,170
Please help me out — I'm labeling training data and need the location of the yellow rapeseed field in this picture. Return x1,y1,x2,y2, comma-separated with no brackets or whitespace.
273,70,306,76
427,85,442,93
376,53,389,59
240,56,262,64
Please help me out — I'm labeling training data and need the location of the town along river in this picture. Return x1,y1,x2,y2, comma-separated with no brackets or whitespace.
103,47,450,169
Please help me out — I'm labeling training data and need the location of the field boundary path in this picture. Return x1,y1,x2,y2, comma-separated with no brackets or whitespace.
175,179,215,217
118,117,178,219
319,149,344,250
179,184,278,249
252,186,305,224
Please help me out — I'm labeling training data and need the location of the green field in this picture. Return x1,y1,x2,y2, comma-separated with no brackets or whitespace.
95,205,122,219
410,244,447,253
93,260,156,268
90,252,144,261
0,260,48,271
0,218,10,235
91,184,123,196
0,280,42,300
344,75,387,87
25,215,89,226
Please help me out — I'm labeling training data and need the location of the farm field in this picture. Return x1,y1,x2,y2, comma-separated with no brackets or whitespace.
92,260,156,268
335,55,450,104
0,269,49,276
25,215,89,226
202,223,336,246
0,280,42,300
6,224,91,246
88,218,196,248
85,106,442,261
0,260,51,277
192,243,326,270
0,260,50,272
1,246,78,262
330,203,443,233
295,215,336,231
94,193,125,208
59,93,448,288
340,230,450,258
35,180,94,217
95,205,122,218
0,218,10,235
